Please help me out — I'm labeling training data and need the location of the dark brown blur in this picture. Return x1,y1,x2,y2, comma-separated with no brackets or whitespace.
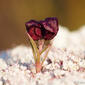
0,0,85,50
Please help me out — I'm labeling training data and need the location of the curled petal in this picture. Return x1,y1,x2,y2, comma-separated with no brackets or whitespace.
45,17,59,33
25,20,41,27
25,20,42,40
26,25,42,40
40,17,59,40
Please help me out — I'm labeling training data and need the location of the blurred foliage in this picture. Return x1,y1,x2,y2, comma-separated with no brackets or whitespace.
0,0,85,50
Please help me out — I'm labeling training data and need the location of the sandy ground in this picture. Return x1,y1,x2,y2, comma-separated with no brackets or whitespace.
0,26,85,85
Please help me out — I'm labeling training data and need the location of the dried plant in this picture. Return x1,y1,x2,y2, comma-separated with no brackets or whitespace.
25,17,59,73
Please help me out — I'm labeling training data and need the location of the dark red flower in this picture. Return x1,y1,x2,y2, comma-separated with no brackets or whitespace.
40,17,59,40
25,20,42,40
25,17,59,40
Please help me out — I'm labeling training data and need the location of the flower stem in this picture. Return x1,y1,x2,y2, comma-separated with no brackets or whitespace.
35,39,45,73
38,40,44,53
36,40,44,65
36,61,42,73
40,45,49,55
41,44,51,65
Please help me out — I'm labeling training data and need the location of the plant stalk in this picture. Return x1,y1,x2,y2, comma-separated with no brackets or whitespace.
36,61,42,73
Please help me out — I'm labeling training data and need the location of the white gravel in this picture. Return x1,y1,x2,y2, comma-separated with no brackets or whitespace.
0,26,85,85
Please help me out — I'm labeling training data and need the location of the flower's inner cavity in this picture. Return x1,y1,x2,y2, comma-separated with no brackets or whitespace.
35,27,42,37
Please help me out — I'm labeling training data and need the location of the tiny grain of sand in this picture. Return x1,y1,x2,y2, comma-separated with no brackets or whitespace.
0,26,85,85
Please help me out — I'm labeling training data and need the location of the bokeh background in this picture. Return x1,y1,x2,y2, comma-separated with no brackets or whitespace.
0,0,85,50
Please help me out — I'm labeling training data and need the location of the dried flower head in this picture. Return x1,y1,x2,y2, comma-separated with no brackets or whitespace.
25,17,59,40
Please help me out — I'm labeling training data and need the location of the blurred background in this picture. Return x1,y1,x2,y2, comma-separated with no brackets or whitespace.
0,0,85,50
